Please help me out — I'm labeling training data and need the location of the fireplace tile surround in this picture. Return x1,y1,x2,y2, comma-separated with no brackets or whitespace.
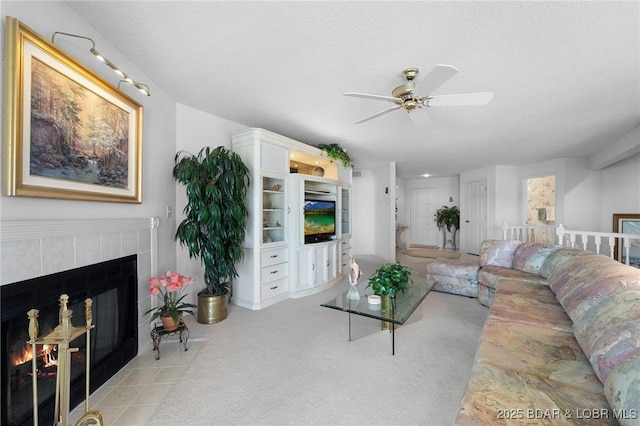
0,217,159,352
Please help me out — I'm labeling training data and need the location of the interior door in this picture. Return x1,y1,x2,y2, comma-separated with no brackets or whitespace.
464,179,487,255
409,188,437,247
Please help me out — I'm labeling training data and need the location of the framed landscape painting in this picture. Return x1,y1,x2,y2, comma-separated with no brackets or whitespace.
613,213,640,268
3,17,142,203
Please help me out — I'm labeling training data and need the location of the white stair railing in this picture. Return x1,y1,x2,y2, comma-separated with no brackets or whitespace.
501,222,640,266
555,224,640,266
501,222,557,244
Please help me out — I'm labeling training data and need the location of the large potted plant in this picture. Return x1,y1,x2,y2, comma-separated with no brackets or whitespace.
434,205,460,250
173,146,250,324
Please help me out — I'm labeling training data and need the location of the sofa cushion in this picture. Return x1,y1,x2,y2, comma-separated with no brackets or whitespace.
572,289,640,384
604,355,640,426
490,280,572,332
512,242,562,275
539,248,604,290
455,362,615,426
430,275,479,298
479,239,521,268
558,266,640,320
476,317,603,394
477,284,494,308
478,265,548,290
426,259,479,280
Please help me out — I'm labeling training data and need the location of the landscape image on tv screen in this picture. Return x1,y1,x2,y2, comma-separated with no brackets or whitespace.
304,200,335,235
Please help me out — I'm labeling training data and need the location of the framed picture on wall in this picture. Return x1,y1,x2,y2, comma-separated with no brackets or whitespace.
613,213,640,268
3,17,143,203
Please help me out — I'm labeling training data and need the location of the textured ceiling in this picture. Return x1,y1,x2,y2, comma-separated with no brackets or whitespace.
68,1,640,179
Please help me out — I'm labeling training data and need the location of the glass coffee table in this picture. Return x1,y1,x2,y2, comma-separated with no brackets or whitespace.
321,277,435,355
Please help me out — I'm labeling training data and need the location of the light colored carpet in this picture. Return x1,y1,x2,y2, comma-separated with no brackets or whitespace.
148,256,487,425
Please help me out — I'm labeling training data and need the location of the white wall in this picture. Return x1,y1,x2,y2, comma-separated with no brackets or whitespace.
0,1,178,274
174,104,248,306
601,151,640,230
351,170,375,256
372,163,394,262
350,162,395,261
460,152,640,243
563,158,602,231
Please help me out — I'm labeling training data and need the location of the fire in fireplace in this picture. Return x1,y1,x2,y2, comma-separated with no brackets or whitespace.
1,255,138,426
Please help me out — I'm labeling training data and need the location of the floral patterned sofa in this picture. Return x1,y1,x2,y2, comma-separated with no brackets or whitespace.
445,240,640,425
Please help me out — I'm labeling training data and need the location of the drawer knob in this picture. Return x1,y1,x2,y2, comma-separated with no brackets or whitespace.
270,270,278,274
270,285,278,290
270,254,278,258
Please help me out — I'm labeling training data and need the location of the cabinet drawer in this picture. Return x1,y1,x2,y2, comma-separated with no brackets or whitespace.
261,278,288,299
261,263,288,282
261,247,289,266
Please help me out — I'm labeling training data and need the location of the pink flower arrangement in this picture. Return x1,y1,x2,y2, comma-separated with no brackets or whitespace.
144,271,197,323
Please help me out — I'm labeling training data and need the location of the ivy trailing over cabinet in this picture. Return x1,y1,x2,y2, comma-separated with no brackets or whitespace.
231,128,352,310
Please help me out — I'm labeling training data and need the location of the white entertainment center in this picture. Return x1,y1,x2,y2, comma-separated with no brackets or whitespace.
231,128,352,310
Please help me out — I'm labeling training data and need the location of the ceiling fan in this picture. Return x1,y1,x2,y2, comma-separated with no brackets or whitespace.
344,65,493,124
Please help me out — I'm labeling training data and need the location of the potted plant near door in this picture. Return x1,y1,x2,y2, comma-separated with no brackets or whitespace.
173,146,250,324
434,205,460,250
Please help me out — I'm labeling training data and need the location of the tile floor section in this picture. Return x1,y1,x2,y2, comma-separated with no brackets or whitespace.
70,320,207,425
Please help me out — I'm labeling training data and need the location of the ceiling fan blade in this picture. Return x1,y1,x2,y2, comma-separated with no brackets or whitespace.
426,92,494,107
344,92,400,103
415,64,459,94
354,105,403,124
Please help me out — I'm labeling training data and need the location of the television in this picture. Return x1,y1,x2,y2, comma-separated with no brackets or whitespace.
303,199,336,243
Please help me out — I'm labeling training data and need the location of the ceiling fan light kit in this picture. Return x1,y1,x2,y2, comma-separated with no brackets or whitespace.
344,65,493,124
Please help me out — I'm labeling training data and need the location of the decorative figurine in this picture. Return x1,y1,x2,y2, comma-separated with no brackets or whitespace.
347,258,362,300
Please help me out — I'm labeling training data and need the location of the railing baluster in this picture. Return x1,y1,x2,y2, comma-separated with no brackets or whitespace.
624,238,631,265
608,236,615,260
503,223,640,265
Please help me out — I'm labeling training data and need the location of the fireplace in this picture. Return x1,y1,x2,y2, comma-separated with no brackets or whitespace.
1,255,138,426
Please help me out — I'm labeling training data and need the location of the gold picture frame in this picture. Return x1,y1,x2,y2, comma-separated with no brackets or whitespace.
613,213,640,267
3,17,142,203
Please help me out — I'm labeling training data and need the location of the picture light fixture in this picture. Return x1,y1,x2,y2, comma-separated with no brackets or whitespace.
51,31,150,97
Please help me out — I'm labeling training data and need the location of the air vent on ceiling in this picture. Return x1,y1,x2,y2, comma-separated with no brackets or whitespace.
353,170,362,178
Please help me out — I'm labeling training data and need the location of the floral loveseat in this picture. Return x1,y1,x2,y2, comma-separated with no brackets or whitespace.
428,240,640,425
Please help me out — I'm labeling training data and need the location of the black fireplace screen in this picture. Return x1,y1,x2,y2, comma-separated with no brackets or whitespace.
1,255,138,426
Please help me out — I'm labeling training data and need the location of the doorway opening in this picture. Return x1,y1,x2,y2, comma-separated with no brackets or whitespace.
525,175,556,243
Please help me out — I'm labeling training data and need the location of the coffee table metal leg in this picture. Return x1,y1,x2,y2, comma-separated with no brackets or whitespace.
348,311,352,341
392,299,395,355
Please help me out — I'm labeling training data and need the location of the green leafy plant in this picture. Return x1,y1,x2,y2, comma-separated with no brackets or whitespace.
434,205,460,231
366,263,413,297
173,146,250,296
318,143,354,168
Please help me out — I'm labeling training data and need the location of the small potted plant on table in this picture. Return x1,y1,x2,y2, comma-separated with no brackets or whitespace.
366,263,413,329
144,271,197,332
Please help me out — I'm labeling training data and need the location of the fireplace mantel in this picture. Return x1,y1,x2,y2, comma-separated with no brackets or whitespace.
0,217,159,286
0,217,159,354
